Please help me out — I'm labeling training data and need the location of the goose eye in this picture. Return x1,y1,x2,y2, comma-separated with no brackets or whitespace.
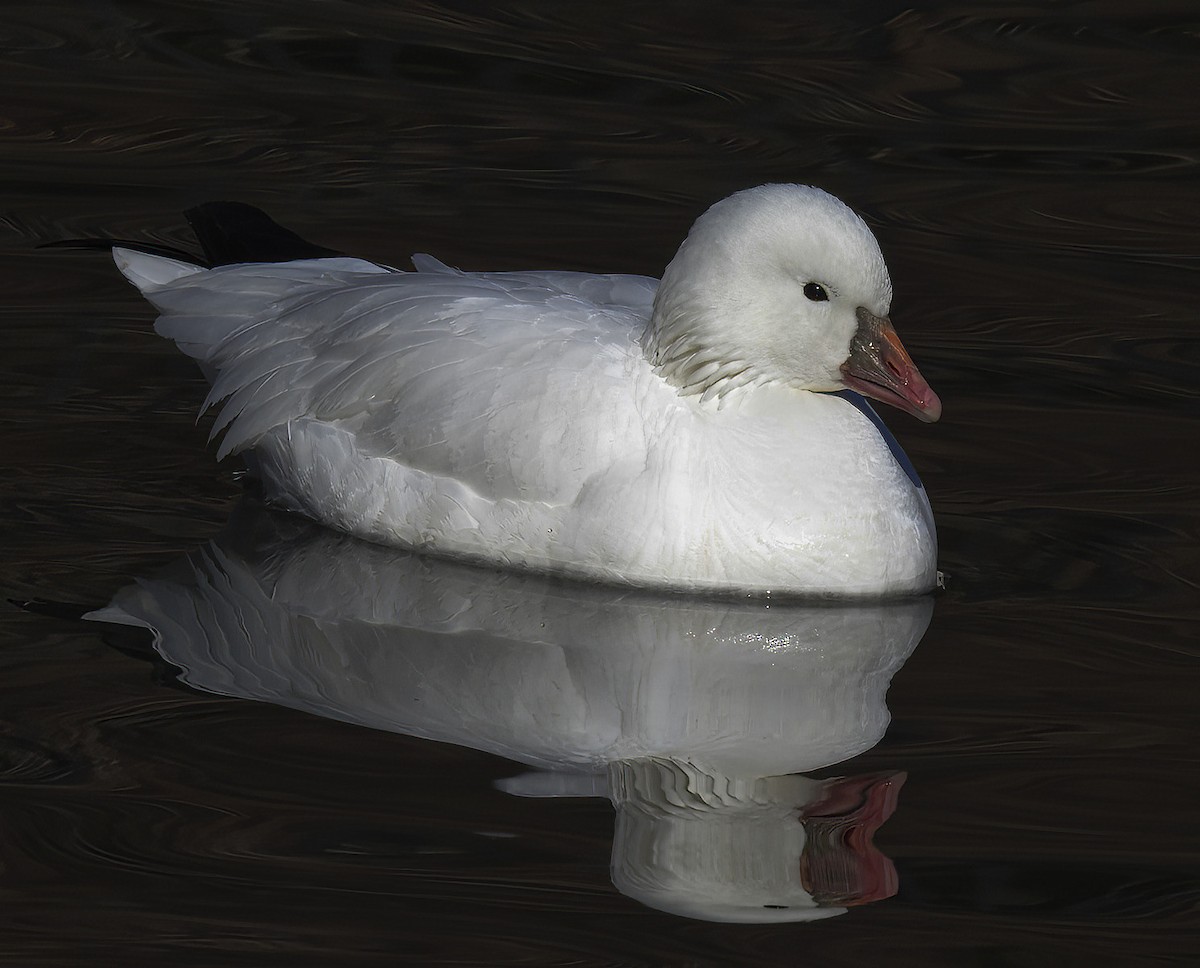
803,282,829,302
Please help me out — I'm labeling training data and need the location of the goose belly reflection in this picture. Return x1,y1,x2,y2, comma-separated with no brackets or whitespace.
87,501,932,923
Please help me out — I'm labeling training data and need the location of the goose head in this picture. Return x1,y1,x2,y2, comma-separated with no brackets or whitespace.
645,184,940,421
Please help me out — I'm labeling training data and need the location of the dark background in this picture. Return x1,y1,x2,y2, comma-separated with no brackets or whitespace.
3,2,1198,965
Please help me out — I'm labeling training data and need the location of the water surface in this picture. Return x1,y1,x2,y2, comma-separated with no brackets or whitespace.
2,3,1197,965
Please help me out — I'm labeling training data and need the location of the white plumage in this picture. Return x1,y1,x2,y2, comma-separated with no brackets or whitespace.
115,184,941,595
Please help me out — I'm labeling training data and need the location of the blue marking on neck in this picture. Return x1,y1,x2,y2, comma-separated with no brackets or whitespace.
831,389,924,489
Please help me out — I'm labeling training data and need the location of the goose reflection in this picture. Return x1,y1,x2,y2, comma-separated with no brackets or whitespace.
87,502,931,923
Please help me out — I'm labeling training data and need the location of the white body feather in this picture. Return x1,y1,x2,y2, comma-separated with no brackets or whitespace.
113,187,937,595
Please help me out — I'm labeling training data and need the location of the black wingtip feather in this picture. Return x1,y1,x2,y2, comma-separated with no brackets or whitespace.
184,201,343,266
45,202,343,267
40,238,208,265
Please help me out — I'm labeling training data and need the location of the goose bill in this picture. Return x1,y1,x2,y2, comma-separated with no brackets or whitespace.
840,308,941,422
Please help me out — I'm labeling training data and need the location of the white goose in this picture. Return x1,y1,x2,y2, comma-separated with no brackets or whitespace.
113,184,941,596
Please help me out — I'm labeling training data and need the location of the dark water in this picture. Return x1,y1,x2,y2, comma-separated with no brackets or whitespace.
3,2,1198,965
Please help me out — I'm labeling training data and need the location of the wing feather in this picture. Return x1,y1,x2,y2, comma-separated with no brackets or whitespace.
122,253,660,499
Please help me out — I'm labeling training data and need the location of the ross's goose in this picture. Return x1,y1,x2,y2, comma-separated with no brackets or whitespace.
112,185,941,595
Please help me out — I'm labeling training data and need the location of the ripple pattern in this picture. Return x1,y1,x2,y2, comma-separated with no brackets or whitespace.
3,1,1198,965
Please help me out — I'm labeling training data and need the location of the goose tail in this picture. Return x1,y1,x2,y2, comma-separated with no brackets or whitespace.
112,247,206,292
